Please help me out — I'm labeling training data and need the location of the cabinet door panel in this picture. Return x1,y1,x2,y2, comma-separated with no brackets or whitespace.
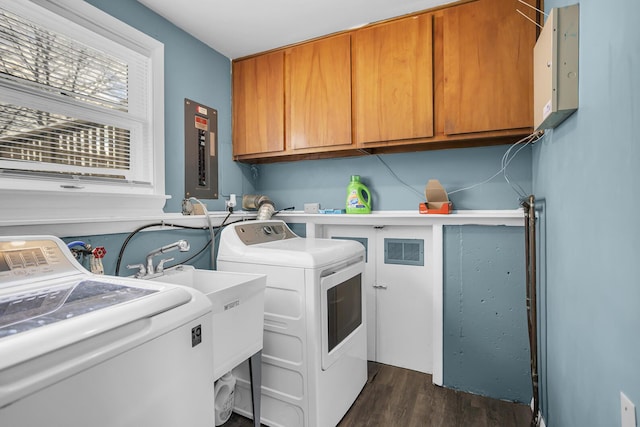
287,34,352,150
353,15,434,144
323,225,434,374
375,226,433,374
443,0,535,135
232,51,284,156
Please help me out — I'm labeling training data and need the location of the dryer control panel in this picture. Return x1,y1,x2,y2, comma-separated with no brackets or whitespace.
233,221,297,246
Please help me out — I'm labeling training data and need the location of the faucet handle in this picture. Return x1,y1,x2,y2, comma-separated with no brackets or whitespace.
126,263,147,278
156,257,175,273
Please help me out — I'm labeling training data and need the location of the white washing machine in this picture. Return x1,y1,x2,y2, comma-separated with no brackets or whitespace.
0,235,214,427
217,220,367,427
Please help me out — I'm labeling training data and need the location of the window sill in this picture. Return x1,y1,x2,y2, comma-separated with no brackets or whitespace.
0,189,200,236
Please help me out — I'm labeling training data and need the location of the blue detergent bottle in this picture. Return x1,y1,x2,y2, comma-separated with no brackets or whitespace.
345,175,371,214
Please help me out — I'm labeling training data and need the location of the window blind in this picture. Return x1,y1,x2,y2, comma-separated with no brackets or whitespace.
0,3,150,184
0,102,130,178
0,8,129,111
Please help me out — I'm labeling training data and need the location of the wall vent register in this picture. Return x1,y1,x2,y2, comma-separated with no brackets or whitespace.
384,238,424,266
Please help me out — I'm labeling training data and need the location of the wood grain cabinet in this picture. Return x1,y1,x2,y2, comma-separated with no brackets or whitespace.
231,0,538,162
232,51,285,157
352,14,434,146
442,0,536,135
286,34,353,151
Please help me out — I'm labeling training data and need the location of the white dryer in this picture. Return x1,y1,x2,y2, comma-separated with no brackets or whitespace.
217,220,367,427
0,235,214,427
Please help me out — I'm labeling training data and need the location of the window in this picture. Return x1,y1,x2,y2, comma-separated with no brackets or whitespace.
0,0,165,222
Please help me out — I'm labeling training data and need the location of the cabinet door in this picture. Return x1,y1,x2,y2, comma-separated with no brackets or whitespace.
353,15,434,145
232,51,285,156
375,226,433,374
443,0,536,135
323,225,434,375
286,34,352,150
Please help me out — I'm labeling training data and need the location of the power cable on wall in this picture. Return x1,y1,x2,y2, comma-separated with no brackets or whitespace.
370,131,543,203
447,130,543,197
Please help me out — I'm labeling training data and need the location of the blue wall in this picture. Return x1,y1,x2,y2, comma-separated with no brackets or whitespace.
532,1,640,426
443,225,530,403
256,145,532,211
86,0,256,213
83,0,533,404
62,228,214,276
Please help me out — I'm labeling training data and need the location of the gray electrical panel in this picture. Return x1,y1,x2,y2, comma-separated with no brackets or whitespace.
533,4,579,131
184,98,218,199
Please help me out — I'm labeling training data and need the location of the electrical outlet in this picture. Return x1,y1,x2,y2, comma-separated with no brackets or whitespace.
225,194,236,211
621,392,637,427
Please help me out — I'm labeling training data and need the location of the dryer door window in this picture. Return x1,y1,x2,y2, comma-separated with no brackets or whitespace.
327,274,361,352
320,260,364,370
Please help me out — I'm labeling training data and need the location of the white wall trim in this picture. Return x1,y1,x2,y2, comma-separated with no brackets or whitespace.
0,211,257,237
432,224,444,385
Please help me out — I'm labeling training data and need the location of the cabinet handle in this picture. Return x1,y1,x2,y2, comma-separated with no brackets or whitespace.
373,284,388,289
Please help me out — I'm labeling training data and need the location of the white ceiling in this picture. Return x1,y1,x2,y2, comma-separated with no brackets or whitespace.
136,0,455,59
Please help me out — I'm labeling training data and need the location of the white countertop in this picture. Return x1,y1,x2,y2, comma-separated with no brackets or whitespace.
0,209,524,237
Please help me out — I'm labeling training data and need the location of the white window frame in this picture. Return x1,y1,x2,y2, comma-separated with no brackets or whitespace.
0,0,166,224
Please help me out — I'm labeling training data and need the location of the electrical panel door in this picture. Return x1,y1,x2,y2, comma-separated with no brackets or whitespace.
184,98,218,199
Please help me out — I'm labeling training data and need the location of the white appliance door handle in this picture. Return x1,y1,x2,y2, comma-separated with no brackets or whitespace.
373,284,388,289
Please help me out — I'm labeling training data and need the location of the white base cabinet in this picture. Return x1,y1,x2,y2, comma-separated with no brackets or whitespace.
322,225,433,374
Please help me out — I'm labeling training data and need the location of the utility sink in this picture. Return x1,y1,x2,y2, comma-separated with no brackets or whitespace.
152,265,266,380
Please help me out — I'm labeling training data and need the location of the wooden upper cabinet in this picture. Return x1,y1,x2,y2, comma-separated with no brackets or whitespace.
353,14,434,145
286,34,352,150
232,51,285,156
230,1,537,162
442,0,536,135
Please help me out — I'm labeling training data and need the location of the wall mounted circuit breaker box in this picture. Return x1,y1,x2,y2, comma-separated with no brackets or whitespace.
184,98,218,199
533,4,579,131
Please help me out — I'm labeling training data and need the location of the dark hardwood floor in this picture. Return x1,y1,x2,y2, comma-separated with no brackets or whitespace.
225,362,532,427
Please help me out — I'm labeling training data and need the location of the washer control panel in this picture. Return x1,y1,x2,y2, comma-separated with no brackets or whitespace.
233,221,297,246
0,239,75,283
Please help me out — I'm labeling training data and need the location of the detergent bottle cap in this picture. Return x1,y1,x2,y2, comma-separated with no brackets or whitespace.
350,175,361,182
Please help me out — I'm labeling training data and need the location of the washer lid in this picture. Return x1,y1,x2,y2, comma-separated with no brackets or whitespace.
0,277,194,371
0,278,172,339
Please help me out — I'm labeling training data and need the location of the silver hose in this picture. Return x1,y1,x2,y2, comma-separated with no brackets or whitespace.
243,194,276,220
256,202,275,220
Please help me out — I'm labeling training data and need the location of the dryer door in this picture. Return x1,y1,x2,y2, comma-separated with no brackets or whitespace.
320,259,364,370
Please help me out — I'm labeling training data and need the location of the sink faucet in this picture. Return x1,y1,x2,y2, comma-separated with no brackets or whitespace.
147,240,189,274
145,240,190,276
127,239,191,278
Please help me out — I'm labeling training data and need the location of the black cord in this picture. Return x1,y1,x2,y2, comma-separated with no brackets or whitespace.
273,206,295,216
114,222,209,276
114,211,279,276
171,238,213,267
